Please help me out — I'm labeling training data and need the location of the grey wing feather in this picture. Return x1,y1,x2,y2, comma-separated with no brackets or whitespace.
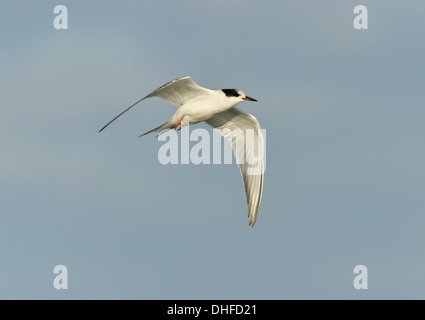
143,76,207,107
99,76,206,132
206,108,265,226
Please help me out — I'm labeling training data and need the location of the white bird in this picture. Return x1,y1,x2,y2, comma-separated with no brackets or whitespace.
99,76,265,226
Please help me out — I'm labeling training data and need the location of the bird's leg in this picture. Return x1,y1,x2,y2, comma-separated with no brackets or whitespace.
178,123,188,130
175,116,185,130
174,116,184,128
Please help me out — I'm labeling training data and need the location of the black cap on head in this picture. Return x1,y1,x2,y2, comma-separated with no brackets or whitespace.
222,89,257,102
222,89,240,97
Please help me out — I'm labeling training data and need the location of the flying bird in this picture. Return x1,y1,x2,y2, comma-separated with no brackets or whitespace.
99,76,265,226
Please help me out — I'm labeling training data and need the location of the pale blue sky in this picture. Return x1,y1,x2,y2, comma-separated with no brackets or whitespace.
1,0,425,299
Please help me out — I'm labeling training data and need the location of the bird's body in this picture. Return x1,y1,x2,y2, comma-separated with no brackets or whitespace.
176,90,236,122
151,89,235,132
99,76,265,226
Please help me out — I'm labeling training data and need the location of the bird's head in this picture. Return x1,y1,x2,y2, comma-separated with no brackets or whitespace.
221,89,257,102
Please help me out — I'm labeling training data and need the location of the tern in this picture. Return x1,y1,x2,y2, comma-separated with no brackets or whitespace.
99,76,265,226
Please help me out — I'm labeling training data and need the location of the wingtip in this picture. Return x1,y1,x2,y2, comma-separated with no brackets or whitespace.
98,122,111,133
98,122,112,133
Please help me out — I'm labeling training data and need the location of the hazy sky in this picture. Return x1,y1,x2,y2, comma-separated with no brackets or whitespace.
1,1,425,299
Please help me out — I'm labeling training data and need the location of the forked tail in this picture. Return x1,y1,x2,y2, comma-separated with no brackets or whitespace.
138,120,174,137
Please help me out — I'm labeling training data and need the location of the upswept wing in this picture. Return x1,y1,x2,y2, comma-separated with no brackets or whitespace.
99,76,207,132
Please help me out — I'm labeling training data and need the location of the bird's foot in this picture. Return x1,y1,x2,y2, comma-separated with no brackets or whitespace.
175,116,187,130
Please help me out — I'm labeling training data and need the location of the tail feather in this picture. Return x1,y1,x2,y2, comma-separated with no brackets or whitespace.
138,121,174,137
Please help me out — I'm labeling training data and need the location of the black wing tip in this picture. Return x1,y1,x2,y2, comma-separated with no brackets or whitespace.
98,122,112,133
